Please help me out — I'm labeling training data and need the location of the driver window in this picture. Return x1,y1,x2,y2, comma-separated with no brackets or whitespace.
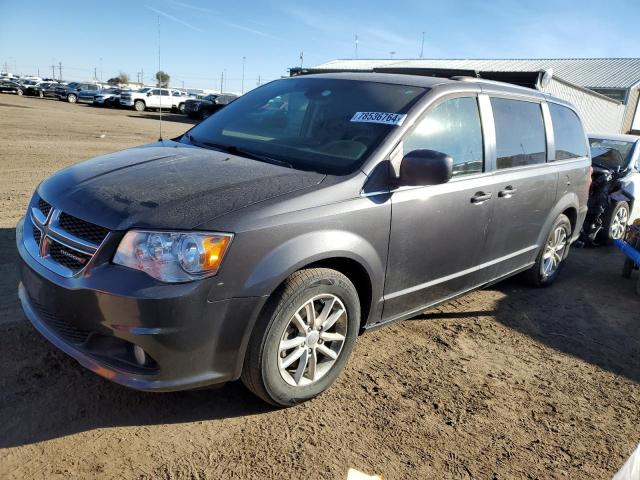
403,96,484,177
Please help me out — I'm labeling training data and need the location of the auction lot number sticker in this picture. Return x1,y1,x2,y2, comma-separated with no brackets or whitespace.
350,112,407,126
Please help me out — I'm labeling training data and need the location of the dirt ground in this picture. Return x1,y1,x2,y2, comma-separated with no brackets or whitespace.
0,93,639,480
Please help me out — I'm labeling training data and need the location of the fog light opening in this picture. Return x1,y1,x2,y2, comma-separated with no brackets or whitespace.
133,345,147,366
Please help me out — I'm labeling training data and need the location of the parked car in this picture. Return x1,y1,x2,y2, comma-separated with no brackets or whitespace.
0,79,23,95
38,82,62,99
56,82,101,103
17,79,43,96
17,73,590,406
93,88,126,107
119,87,193,112
185,93,238,119
77,85,112,104
580,134,639,243
25,82,57,97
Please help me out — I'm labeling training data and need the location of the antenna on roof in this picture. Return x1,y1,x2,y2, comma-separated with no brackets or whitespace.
157,15,163,142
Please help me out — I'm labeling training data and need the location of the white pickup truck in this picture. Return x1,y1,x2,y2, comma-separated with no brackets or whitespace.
120,87,193,113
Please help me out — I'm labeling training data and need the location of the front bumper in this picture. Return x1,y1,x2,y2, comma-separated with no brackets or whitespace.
16,216,264,391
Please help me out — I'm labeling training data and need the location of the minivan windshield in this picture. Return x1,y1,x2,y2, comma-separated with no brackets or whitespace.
182,78,427,174
589,138,635,170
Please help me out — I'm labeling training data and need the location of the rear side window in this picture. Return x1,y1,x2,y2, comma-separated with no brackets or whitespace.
491,98,546,169
549,103,588,160
404,96,484,177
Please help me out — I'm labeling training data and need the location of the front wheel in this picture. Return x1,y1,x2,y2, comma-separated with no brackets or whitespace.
39,90,44,98
178,103,185,114
134,100,146,112
67,93,77,103
242,268,360,406
605,201,630,242
526,214,572,287
16,88,23,96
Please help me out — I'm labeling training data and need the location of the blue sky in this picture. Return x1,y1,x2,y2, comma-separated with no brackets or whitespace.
1,0,639,92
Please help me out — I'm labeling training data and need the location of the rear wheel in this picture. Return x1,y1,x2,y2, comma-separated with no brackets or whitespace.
134,100,146,112
178,103,185,114
16,88,23,96
526,214,572,287
242,268,360,406
38,90,44,98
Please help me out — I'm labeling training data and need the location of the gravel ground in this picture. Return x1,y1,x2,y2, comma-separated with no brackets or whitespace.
0,93,639,479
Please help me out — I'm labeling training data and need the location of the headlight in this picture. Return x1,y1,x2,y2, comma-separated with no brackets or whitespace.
113,230,233,282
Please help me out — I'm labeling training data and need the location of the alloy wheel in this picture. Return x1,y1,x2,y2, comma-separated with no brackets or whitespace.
610,205,629,240
278,294,347,387
541,225,568,278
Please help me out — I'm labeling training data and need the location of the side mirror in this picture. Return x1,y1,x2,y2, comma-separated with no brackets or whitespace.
147,92,152,97
399,149,453,187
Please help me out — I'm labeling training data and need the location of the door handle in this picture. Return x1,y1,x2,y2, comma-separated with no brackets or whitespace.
471,191,492,204
498,186,517,198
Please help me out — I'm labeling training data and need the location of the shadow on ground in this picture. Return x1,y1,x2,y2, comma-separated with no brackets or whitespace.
421,245,640,384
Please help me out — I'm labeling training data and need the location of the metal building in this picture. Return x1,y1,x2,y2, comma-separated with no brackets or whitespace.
291,58,640,134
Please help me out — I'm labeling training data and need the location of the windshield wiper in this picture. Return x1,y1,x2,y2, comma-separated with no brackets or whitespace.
186,135,293,169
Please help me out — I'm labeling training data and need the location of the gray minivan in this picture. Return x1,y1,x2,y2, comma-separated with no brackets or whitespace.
17,73,590,406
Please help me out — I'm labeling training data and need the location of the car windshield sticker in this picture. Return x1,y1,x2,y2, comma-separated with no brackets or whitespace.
350,112,407,126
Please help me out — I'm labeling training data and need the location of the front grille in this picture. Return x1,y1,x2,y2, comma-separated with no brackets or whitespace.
38,198,52,217
33,226,42,245
48,240,92,271
30,297,92,344
58,212,109,245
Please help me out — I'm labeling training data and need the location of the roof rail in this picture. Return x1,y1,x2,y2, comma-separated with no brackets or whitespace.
451,75,539,92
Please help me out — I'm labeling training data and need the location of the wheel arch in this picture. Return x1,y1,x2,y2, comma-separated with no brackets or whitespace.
536,192,581,247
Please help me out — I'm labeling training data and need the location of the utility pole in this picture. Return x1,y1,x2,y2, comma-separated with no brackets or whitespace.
241,56,246,94
51,61,55,80
299,51,304,68
257,75,261,86
419,31,425,58
99,57,103,81
58,62,62,81
94,67,97,81
220,71,224,93
389,51,396,59
355,33,359,58
181,80,185,89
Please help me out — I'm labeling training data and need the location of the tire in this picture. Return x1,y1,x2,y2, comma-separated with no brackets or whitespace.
525,214,572,287
67,93,77,103
134,100,146,112
241,268,360,407
600,201,630,243
39,91,44,98
16,89,23,96
178,103,185,114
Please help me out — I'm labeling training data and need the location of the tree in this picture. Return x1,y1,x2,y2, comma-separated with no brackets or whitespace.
155,70,170,87
107,72,129,85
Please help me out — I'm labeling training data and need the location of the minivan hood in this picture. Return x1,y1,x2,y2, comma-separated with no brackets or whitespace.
38,141,325,230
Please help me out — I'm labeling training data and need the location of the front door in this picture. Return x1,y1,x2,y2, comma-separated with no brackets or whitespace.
383,95,495,321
